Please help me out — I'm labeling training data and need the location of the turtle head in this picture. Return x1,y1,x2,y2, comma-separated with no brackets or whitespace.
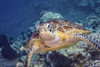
37,23,56,40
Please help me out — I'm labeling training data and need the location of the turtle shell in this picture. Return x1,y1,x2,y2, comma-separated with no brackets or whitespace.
39,19,91,34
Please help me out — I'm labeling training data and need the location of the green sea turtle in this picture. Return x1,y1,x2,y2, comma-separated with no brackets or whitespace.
20,19,100,67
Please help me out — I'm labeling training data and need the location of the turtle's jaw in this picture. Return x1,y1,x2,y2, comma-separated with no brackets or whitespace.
40,31,55,41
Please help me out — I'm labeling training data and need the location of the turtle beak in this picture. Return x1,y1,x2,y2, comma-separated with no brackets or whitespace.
39,32,55,40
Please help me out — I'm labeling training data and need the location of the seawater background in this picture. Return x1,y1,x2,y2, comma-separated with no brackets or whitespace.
0,0,100,67
0,0,99,40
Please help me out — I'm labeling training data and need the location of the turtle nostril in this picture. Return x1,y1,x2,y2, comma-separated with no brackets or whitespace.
49,29,52,32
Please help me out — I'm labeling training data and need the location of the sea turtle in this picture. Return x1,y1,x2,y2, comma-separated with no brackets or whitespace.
20,19,100,67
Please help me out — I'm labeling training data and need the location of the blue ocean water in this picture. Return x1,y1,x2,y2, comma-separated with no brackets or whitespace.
0,0,98,40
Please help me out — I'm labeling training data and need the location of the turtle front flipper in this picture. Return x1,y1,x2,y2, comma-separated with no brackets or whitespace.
25,47,36,67
25,40,42,67
74,33,100,50
20,30,40,51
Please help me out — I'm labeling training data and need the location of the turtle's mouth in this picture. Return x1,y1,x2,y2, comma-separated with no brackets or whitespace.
40,32,55,41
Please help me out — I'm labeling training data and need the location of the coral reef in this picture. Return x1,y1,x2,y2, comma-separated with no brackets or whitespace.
85,15,100,33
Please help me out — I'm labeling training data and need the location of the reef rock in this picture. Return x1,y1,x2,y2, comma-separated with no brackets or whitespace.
85,15,100,33
40,12,63,22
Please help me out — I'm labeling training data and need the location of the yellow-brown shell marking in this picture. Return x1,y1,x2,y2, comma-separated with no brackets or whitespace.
20,19,100,67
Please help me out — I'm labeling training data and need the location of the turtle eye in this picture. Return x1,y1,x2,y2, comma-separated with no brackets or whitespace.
48,24,55,32
48,24,51,29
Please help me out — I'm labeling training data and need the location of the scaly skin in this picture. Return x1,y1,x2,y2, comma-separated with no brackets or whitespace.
25,48,35,67
20,19,100,67
74,33,100,50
